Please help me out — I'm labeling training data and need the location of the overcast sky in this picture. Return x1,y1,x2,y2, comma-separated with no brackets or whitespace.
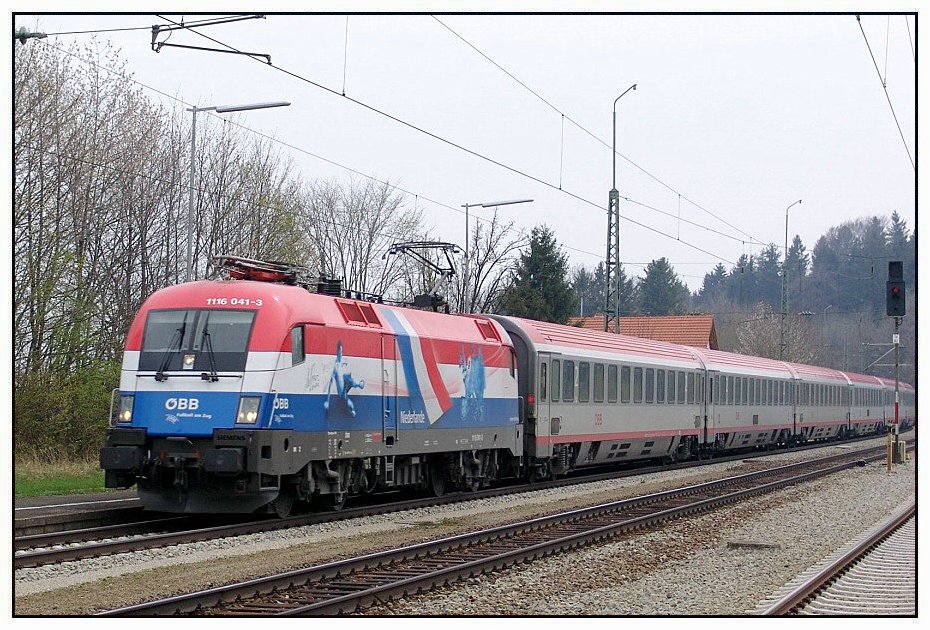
12,5,918,290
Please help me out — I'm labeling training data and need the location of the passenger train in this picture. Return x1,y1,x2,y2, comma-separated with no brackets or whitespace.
100,258,915,515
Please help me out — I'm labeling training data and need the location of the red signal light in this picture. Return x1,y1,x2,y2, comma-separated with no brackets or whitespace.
527,394,535,405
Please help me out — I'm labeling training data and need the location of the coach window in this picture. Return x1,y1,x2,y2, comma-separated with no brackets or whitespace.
687,373,695,404
657,369,666,403
620,366,631,403
644,369,654,403
741,378,748,405
551,360,561,402
563,360,575,402
593,363,605,403
676,372,685,404
608,365,618,403
735,377,742,406
539,362,548,402
667,370,676,404
578,362,591,403
290,326,305,366
633,367,643,403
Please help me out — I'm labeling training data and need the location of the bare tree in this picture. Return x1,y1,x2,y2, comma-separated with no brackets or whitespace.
300,178,423,299
735,302,818,364
452,210,526,314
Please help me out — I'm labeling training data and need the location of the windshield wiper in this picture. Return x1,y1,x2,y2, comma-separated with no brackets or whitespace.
200,324,219,382
154,323,186,381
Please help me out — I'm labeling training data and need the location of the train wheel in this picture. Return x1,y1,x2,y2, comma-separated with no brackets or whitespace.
269,489,295,519
428,460,446,497
327,492,346,511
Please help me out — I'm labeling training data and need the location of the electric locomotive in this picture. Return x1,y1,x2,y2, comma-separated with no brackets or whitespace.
101,257,521,515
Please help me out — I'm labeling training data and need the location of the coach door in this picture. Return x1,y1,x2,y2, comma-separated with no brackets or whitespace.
381,334,398,446
705,370,719,448
536,352,559,459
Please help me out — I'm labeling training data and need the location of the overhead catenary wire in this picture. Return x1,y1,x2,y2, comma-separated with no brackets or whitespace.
156,15,739,265
33,39,627,269
430,14,768,248
855,15,915,170
904,15,915,63
32,14,254,37
35,33,736,274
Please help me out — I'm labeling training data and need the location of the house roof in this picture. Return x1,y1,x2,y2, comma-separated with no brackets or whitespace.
566,314,719,350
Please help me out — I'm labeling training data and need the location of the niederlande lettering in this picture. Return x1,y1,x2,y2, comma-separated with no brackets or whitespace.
400,410,427,424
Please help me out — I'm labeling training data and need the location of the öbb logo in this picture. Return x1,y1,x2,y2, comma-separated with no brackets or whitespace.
165,397,199,411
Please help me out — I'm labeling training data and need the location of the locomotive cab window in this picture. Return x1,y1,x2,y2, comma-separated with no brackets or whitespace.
140,309,256,373
290,326,305,366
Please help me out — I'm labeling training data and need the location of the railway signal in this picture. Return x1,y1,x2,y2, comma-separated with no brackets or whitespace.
886,261,905,466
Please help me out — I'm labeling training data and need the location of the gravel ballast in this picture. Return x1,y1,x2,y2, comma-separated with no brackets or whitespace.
370,458,914,615
13,436,907,615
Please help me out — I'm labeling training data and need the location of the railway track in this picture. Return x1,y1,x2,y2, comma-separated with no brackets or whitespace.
100,444,895,616
757,501,915,615
15,436,892,569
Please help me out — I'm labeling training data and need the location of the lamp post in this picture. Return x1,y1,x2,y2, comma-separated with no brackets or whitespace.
186,100,291,282
606,84,636,333
779,199,802,359
822,304,833,363
460,198,533,312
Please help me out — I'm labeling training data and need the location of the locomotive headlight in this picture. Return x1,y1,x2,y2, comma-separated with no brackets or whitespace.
237,396,262,424
117,395,135,423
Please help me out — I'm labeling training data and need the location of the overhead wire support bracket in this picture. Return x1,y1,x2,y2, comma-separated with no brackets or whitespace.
151,14,271,63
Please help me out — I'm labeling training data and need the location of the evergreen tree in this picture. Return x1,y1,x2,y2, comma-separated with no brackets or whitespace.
697,263,728,303
570,265,598,317
615,263,639,315
499,225,577,323
785,234,810,275
886,211,914,286
887,210,910,255
639,258,689,315
755,243,782,308
784,234,810,308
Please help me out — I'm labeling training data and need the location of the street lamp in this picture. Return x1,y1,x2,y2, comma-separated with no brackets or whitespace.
822,304,833,363
186,100,291,282
779,199,802,359
460,198,533,312
606,84,636,333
